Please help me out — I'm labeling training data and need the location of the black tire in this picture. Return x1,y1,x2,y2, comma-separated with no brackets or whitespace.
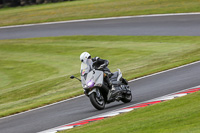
89,92,105,110
121,93,132,103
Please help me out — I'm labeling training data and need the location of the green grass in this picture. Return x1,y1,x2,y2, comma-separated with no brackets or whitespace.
61,91,200,133
0,36,200,118
0,0,200,27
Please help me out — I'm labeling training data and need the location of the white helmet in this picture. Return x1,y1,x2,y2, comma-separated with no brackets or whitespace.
80,52,91,63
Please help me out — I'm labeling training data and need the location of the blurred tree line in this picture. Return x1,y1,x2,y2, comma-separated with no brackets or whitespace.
0,0,74,7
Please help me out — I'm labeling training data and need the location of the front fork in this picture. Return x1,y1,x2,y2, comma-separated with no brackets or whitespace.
88,88,102,100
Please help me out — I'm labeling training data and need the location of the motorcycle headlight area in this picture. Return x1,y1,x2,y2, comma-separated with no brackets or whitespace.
87,80,95,88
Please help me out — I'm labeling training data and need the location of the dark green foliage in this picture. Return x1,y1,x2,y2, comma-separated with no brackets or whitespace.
0,0,74,7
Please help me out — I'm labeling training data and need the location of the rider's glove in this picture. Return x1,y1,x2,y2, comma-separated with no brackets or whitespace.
98,64,106,70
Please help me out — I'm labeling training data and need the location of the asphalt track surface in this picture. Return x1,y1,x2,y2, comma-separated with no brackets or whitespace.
0,13,200,39
0,13,200,133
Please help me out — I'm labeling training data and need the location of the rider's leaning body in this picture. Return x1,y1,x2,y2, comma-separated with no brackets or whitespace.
80,52,115,91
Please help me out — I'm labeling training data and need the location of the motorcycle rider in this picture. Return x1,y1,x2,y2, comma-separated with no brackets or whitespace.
80,52,118,94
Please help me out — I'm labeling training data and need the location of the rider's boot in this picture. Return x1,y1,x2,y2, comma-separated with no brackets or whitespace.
107,85,119,102
111,85,120,96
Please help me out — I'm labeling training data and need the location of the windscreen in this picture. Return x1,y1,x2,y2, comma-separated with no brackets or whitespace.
80,61,93,76
81,63,89,76
80,62,93,87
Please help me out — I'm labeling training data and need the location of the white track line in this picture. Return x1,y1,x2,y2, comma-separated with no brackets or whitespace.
0,12,200,29
128,60,200,82
0,94,84,120
1,60,200,120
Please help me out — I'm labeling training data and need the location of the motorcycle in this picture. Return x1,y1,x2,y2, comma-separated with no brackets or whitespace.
70,63,132,110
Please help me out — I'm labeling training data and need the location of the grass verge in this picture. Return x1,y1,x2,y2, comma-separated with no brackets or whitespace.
0,0,200,27
60,91,200,133
0,36,200,117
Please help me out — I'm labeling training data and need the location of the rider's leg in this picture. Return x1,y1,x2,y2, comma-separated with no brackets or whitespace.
104,70,120,96
105,75,112,89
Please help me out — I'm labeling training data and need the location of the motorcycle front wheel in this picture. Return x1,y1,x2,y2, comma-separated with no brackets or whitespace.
89,92,105,110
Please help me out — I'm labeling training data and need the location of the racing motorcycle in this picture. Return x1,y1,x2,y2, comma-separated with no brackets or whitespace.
70,63,132,110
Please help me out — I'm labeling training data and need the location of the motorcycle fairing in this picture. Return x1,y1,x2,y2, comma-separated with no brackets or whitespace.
85,70,104,87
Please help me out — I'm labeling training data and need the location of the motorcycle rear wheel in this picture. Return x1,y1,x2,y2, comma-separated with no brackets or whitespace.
89,93,105,110
121,93,132,103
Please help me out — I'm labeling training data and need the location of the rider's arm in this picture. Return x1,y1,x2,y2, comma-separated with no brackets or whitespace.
92,57,109,67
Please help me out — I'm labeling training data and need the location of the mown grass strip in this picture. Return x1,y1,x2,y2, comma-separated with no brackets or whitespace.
0,0,200,27
0,36,200,117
